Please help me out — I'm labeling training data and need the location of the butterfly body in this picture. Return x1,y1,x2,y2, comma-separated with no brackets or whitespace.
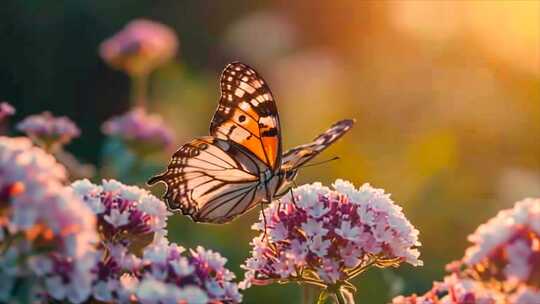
148,62,354,224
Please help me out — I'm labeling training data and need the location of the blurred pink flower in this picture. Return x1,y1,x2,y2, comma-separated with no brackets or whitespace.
241,180,421,299
16,111,80,151
461,198,540,288
0,137,98,303
100,19,178,76
0,102,15,121
391,273,507,304
102,107,175,155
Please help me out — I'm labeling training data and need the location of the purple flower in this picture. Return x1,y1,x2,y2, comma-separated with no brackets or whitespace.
85,237,242,303
102,107,175,154
16,111,80,151
0,102,15,121
0,137,98,303
136,239,242,303
460,198,540,288
395,198,540,304
241,179,421,299
100,19,178,76
71,179,169,255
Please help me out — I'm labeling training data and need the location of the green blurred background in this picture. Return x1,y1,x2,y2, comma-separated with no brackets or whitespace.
1,1,539,302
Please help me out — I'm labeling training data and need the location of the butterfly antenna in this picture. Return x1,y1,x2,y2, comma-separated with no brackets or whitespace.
299,156,340,169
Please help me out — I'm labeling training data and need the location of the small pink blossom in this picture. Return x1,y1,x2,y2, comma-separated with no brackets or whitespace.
16,111,80,151
100,19,178,76
102,107,175,154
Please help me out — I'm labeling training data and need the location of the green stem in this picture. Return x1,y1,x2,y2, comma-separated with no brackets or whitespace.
131,73,149,108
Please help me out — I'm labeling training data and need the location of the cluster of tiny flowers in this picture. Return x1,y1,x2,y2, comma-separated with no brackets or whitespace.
462,198,540,289
391,273,507,304
100,19,178,76
242,180,421,290
70,179,242,303
71,179,169,252
394,198,540,304
102,107,175,154
0,137,98,303
0,102,15,121
16,111,80,151
70,179,168,301
134,239,242,304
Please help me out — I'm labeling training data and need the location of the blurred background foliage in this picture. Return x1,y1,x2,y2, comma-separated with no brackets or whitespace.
1,0,539,302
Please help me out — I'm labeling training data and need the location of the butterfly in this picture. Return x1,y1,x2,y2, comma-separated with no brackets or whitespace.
148,62,354,224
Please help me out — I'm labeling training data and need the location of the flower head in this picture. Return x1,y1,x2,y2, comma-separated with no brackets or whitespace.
71,179,169,255
136,240,242,303
100,19,178,76
0,137,98,303
16,111,80,151
242,179,421,298
460,198,540,288
102,107,175,155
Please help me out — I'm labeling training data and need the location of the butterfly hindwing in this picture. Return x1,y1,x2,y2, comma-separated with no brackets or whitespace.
281,119,355,170
210,62,281,170
147,136,269,223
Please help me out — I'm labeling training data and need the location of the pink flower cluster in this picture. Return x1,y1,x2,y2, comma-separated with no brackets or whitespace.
70,179,242,303
16,111,80,151
462,198,540,288
0,137,98,303
242,180,422,291
72,179,169,251
391,273,506,304
102,107,175,154
393,198,540,304
100,19,178,76
135,239,243,303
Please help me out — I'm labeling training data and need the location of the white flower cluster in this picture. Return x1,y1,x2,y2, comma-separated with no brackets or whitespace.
70,179,242,303
0,137,98,303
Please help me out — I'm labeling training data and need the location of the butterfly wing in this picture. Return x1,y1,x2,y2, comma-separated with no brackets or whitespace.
210,62,282,170
281,119,355,170
147,136,269,224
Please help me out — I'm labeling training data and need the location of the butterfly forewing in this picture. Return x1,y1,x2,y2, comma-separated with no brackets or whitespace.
210,62,282,170
281,119,355,170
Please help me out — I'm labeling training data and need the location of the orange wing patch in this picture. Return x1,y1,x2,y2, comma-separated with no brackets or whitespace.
210,62,281,169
